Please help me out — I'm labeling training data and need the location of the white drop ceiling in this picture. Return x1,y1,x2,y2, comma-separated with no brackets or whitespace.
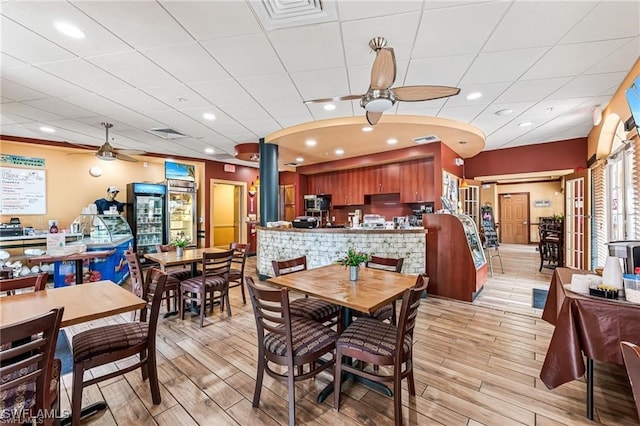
1,0,638,169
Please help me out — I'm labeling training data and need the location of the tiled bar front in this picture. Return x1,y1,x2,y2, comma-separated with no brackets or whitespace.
257,227,426,277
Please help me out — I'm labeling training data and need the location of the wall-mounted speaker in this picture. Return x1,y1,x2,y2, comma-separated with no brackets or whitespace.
624,116,636,132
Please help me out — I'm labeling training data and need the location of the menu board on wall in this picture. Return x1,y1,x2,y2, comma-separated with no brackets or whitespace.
481,205,498,248
1,167,46,214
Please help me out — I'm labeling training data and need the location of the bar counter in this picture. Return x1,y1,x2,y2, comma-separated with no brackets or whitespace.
256,226,426,277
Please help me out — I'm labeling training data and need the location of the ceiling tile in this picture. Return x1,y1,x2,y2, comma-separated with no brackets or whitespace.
1,1,131,57
586,37,640,75
522,39,630,80
141,42,230,84
483,1,596,51
86,51,180,88
0,53,26,70
404,55,475,87
188,79,254,107
237,74,301,103
269,23,344,72
305,101,353,121
100,89,173,113
142,85,210,109
23,98,99,119
445,82,511,107
159,0,261,40
1,66,87,98
337,1,422,21
471,101,536,136
438,104,488,124
561,1,640,44
413,2,510,58
0,79,48,102
71,1,194,49
290,68,351,101
495,77,572,103
1,102,65,122
341,12,421,66
1,113,35,126
201,33,285,78
36,59,132,93
220,101,273,124
0,17,76,64
548,72,628,100
461,47,548,85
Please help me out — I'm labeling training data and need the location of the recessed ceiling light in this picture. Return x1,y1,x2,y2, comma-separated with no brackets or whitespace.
362,126,373,132
495,109,513,116
296,156,304,162
305,139,317,147
40,126,55,133
323,104,336,111
202,112,216,120
54,22,85,39
518,121,533,127
335,148,344,155
387,138,398,145
466,92,482,100
204,148,215,154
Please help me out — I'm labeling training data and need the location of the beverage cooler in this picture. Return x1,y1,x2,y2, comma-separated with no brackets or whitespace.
126,183,167,264
167,179,197,246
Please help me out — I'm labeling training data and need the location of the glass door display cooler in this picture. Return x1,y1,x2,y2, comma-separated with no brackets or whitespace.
126,183,167,264
167,179,197,247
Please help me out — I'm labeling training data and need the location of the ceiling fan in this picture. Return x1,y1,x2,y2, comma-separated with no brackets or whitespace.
304,37,461,125
94,122,146,162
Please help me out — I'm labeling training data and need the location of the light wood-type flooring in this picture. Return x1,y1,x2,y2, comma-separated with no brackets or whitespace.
59,244,638,425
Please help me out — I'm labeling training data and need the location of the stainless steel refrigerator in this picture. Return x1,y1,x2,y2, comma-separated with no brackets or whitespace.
126,182,168,264
167,179,197,247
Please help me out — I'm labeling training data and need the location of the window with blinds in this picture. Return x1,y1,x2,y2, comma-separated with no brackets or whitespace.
591,159,607,268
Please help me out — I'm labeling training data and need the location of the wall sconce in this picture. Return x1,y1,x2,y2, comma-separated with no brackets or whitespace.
248,182,257,197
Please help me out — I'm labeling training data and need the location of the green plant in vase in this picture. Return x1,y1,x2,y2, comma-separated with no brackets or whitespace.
336,248,370,281
170,234,190,256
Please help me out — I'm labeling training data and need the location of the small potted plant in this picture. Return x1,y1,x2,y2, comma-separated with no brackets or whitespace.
170,234,190,257
336,248,370,281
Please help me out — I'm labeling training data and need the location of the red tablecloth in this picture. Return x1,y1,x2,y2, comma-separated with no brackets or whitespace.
540,268,640,389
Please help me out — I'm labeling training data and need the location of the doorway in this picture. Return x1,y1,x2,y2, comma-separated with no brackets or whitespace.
210,180,246,249
564,170,590,269
499,193,530,244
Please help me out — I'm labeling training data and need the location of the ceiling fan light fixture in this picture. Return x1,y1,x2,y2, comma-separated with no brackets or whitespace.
96,150,117,161
364,98,393,113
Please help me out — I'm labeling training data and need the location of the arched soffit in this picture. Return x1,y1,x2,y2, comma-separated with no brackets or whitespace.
596,112,622,160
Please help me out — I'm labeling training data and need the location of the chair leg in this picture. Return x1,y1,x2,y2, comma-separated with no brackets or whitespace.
179,286,185,320
240,277,246,304
225,290,232,317
199,287,205,328
147,345,161,404
394,367,403,426
253,350,265,408
71,362,85,426
407,360,416,396
287,363,296,426
141,349,148,381
334,347,343,411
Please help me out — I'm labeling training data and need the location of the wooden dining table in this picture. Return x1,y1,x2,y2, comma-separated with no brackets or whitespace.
267,263,418,402
144,247,226,275
0,280,146,425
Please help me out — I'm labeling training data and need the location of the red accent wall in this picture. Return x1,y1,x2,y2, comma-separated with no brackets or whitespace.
465,138,587,178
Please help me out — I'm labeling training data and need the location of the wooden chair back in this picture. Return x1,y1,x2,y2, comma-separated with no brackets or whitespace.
0,272,48,295
124,251,144,298
230,242,251,272
202,249,234,283
621,341,640,421
272,256,307,277
246,276,291,347
141,268,168,331
0,307,64,424
395,274,429,367
366,256,404,273
155,244,175,253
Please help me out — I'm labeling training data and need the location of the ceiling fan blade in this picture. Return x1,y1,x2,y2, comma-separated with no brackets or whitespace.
114,148,146,155
366,111,383,125
116,153,138,162
303,94,362,104
371,47,396,90
393,85,460,102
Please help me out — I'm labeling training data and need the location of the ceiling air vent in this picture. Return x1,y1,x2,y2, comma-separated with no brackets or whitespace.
146,128,188,140
413,135,440,144
248,0,338,31
284,162,299,167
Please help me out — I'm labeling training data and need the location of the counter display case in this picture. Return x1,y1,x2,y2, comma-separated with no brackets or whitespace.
53,214,133,287
423,213,488,302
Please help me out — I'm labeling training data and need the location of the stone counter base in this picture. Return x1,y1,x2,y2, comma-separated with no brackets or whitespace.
257,228,426,277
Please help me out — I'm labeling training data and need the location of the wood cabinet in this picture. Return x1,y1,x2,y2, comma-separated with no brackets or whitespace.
307,173,334,196
400,159,435,203
423,213,487,302
365,164,400,195
333,169,364,206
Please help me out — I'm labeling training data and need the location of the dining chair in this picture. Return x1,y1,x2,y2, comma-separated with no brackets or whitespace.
334,274,429,426
0,307,64,426
155,244,198,281
0,272,49,295
358,255,405,324
71,269,167,426
246,276,338,426
125,251,178,319
228,242,251,304
621,341,640,421
272,256,342,331
179,249,234,327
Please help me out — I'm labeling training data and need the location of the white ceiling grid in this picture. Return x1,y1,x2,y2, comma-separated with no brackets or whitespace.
0,0,637,166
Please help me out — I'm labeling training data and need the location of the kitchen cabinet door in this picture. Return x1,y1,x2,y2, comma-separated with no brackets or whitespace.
308,173,334,196
363,164,401,195
400,158,435,203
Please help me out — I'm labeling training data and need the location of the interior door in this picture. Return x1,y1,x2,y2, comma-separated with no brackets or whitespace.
499,193,529,244
564,169,590,269
212,183,237,248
